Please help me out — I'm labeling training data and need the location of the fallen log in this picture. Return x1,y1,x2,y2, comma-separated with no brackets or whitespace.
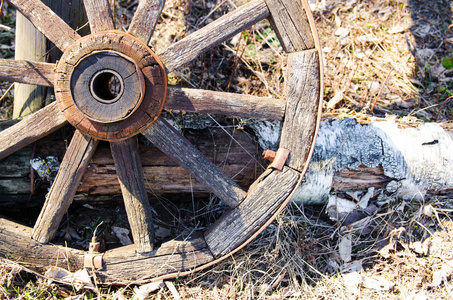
0,120,263,208
293,117,453,204
0,117,452,209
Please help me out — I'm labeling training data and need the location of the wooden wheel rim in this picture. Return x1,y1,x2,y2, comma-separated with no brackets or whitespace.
0,0,323,284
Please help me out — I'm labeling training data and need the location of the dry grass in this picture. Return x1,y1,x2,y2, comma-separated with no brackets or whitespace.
1,0,453,299
2,198,453,299
319,0,453,121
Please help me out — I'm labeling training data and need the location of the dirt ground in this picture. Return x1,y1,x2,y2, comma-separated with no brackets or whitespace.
1,0,453,299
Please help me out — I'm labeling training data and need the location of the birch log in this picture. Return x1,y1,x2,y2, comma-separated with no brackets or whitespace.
293,118,453,204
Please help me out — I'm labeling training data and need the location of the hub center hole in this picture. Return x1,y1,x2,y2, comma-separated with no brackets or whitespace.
90,70,124,104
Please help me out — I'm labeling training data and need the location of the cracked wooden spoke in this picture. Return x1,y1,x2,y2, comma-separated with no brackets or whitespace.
159,0,269,72
0,103,67,160
0,59,55,87
142,118,246,207
128,0,165,44
32,130,99,243
9,0,81,52
83,0,115,33
110,137,155,253
165,86,286,121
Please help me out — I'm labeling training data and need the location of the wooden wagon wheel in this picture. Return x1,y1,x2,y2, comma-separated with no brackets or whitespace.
0,0,322,283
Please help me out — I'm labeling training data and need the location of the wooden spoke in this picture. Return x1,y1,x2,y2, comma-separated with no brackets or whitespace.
142,118,246,207
0,102,67,160
9,0,81,52
83,0,115,33
0,59,55,87
32,130,98,243
264,0,315,52
165,86,286,121
279,49,321,171
159,0,269,72
110,137,155,253
128,0,165,44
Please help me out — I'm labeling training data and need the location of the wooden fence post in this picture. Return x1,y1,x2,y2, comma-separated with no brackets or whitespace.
12,0,88,118
12,12,46,118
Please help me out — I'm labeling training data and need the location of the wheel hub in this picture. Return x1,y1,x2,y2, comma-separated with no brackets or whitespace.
54,31,167,141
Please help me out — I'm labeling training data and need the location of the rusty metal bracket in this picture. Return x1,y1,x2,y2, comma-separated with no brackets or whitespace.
84,253,103,269
84,236,103,269
262,148,290,172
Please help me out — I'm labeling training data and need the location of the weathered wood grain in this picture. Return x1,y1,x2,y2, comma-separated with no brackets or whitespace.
0,59,55,87
110,137,155,253
165,86,286,120
83,0,115,33
0,122,261,198
55,31,167,141
0,147,32,196
333,166,392,191
32,130,99,243
279,50,320,171
98,236,214,283
142,118,247,207
128,0,165,44
0,218,84,272
9,0,81,52
0,217,213,284
0,102,67,160
159,0,269,72
264,0,315,52
205,167,300,257
78,165,254,198
46,0,89,61
13,10,47,118
70,51,145,123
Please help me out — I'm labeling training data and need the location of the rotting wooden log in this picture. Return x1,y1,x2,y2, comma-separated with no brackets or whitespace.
128,0,165,44
0,122,261,201
165,86,286,121
0,218,84,272
32,130,98,243
279,49,320,171
110,137,155,253
2,118,452,204
264,0,315,52
332,166,392,191
142,118,247,207
159,0,270,72
205,167,300,257
0,148,32,195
